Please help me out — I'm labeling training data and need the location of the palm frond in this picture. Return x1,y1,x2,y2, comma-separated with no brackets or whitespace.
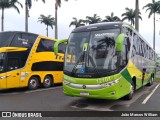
38,14,55,29
69,17,85,28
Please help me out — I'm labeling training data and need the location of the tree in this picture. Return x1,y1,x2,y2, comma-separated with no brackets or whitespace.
135,0,139,31
86,14,101,24
0,0,23,31
38,14,55,37
143,0,160,50
103,12,120,22
69,17,85,28
121,7,142,26
25,0,45,32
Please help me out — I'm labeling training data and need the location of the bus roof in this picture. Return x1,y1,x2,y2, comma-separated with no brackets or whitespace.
0,31,39,36
72,22,124,32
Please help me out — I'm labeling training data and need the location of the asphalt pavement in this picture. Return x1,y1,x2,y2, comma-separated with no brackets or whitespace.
0,81,160,119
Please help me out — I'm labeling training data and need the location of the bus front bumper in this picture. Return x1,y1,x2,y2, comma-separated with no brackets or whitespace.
63,81,130,100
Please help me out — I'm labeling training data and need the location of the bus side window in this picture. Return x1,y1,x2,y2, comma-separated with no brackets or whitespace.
121,44,127,66
10,33,38,49
121,38,130,66
7,58,20,71
36,39,55,52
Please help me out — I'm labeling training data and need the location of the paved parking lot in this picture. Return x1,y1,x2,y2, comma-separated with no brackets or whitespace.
0,80,160,120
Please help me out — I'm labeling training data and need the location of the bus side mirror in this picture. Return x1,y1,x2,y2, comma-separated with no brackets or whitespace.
54,39,68,59
115,34,126,52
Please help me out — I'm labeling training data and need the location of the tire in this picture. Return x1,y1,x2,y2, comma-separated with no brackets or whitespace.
147,76,154,86
43,76,53,88
125,81,135,100
28,76,39,90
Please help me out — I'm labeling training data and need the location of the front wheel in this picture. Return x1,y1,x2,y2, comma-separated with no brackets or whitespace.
125,81,135,100
147,76,154,86
28,77,39,90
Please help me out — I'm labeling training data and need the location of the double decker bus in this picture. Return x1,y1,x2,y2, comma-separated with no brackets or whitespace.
54,22,156,100
0,31,65,90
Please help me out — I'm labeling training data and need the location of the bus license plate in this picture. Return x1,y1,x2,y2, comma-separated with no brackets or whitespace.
80,92,89,96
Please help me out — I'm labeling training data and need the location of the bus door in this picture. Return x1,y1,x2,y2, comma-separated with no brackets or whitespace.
6,57,21,88
0,53,7,88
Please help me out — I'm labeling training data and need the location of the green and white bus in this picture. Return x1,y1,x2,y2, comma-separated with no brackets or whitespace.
55,22,156,100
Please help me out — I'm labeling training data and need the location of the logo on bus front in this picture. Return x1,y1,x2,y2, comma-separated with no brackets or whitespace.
82,85,86,89
80,67,85,74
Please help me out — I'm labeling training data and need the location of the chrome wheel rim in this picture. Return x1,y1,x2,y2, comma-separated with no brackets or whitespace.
150,77,153,84
44,78,51,86
30,79,37,88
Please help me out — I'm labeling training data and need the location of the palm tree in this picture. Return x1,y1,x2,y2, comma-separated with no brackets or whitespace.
121,7,142,26
0,0,23,32
38,14,55,37
69,17,85,28
103,12,121,22
25,0,45,32
135,0,139,31
143,0,160,50
86,14,101,24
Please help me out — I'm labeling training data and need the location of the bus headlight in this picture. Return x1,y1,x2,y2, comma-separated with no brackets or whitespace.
100,77,121,87
63,80,70,85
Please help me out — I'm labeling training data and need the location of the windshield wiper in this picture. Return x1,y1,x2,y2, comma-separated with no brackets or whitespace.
87,55,100,77
71,51,85,75
71,51,101,78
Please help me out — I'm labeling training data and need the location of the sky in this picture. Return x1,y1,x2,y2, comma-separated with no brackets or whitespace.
1,0,160,53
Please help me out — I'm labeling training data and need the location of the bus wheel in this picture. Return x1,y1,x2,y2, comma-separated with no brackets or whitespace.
28,77,39,90
125,81,134,100
147,76,154,86
43,76,53,88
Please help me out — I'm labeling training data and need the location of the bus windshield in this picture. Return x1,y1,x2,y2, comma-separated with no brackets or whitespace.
64,28,120,76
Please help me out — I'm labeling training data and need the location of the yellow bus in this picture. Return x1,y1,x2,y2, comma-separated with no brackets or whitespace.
0,31,65,90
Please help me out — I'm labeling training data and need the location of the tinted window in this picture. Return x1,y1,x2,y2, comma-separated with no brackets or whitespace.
132,32,146,57
31,61,63,71
121,38,130,66
132,33,139,56
6,51,29,72
36,39,55,52
7,58,20,71
132,32,155,60
10,33,38,49
121,44,127,65
0,53,5,73
0,32,15,47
